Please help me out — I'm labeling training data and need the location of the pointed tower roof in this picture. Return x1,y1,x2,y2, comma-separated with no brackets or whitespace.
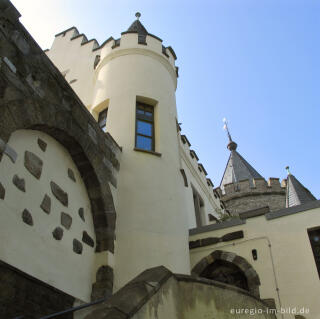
285,166,316,207
127,12,148,35
220,119,263,189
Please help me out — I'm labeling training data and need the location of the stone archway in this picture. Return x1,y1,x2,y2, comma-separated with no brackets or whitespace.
192,250,261,298
0,9,121,316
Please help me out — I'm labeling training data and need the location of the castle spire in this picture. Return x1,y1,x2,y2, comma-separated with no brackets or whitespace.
127,12,148,35
223,118,237,151
220,119,263,189
285,166,316,208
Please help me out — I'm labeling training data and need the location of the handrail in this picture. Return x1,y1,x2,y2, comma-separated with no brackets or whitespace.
39,297,107,319
12,297,107,319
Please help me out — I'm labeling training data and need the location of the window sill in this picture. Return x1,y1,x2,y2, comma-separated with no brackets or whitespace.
134,148,162,157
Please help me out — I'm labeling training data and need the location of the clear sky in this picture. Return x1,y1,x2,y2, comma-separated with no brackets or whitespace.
11,0,320,197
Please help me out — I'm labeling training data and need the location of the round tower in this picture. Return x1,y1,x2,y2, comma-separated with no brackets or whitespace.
91,15,190,289
218,120,286,215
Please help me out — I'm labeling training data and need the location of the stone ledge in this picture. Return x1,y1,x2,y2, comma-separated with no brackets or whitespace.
84,266,172,318
84,266,272,319
189,218,246,235
266,200,320,220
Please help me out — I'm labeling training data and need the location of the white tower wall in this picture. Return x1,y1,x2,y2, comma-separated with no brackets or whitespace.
92,32,190,289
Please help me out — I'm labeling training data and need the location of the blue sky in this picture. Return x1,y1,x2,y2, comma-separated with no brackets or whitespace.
12,0,320,196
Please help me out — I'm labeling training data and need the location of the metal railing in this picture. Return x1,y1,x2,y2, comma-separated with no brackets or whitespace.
13,297,107,319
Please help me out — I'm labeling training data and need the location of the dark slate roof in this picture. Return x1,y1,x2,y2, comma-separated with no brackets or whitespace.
127,19,148,35
220,150,264,189
286,174,316,207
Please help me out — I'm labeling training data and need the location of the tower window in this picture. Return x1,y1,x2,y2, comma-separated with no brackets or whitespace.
192,187,205,227
135,102,154,151
98,108,108,132
308,227,320,278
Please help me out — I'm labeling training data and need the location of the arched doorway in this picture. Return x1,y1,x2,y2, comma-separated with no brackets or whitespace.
192,250,261,298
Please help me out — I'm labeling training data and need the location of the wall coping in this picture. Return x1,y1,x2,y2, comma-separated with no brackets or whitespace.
189,200,320,235
189,219,246,235
83,266,272,318
265,200,320,220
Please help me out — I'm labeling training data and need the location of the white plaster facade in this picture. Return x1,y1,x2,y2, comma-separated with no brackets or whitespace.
0,130,96,302
46,25,224,290
190,204,320,318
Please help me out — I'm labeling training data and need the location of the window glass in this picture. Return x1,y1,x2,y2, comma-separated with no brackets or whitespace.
135,102,154,151
136,135,152,150
98,109,108,132
137,121,152,136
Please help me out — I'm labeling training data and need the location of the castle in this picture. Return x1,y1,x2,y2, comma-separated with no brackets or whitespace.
0,1,319,318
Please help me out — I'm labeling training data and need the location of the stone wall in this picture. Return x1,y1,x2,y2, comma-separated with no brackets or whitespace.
216,178,286,215
82,266,276,319
0,0,121,315
0,261,74,319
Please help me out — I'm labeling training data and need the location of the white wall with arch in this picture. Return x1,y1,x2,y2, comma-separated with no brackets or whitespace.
0,129,96,302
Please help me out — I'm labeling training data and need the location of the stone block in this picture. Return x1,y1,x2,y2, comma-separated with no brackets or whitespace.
0,182,5,199
224,183,236,195
253,178,267,190
40,194,51,214
67,168,76,182
221,251,237,263
73,239,83,254
22,209,33,226
238,179,251,192
189,240,201,249
13,174,25,192
221,231,244,242
61,212,72,229
82,231,95,248
37,138,47,152
85,307,126,319
78,207,85,221
268,177,281,190
52,227,63,240
24,150,43,179
50,181,68,207
201,237,220,246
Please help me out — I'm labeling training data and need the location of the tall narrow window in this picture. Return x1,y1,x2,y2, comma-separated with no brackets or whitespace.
98,109,108,132
192,187,205,227
135,102,154,151
308,227,320,278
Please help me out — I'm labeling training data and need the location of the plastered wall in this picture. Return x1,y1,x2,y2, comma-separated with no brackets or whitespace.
189,206,320,318
0,130,96,302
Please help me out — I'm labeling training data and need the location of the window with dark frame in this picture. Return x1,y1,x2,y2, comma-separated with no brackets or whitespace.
135,102,154,151
192,187,205,227
308,227,320,278
98,108,108,132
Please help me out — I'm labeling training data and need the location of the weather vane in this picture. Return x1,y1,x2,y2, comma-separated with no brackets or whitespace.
223,118,232,143
135,12,141,20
